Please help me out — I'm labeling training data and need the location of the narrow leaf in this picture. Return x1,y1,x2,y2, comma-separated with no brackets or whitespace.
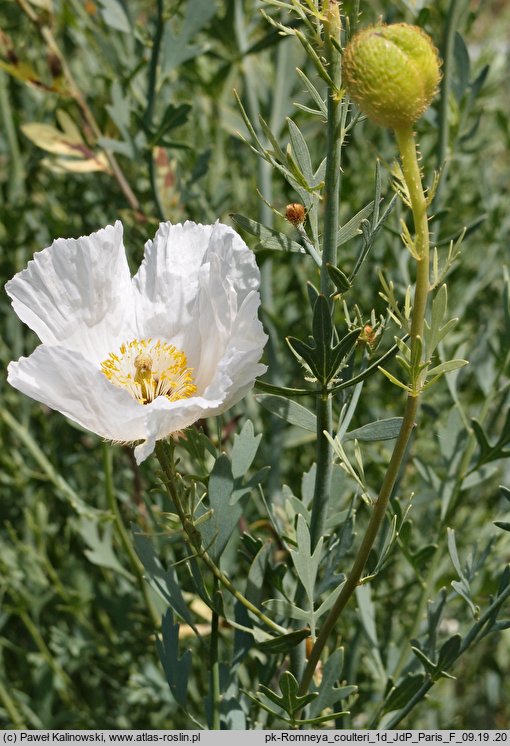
326,263,351,294
336,201,375,246
344,417,403,443
230,213,304,254
255,395,316,432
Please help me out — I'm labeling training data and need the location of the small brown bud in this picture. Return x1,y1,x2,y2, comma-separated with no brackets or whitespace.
359,324,378,349
47,52,62,78
6,49,18,65
285,203,306,226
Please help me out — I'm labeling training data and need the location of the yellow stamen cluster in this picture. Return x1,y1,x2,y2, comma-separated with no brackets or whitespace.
101,339,196,405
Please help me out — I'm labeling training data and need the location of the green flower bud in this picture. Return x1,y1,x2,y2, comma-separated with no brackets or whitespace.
342,23,442,130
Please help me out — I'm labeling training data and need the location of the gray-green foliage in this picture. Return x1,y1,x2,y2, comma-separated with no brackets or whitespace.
1,0,509,731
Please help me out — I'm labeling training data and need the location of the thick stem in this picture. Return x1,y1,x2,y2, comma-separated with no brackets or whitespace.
299,395,418,695
0,71,24,202
299,126,431,697
320,23,342,289
308,1,342,550
295,11,342,678
309,393,333,549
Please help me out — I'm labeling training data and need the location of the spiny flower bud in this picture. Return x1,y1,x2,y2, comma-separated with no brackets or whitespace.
342,23,441,130
285,203,306,226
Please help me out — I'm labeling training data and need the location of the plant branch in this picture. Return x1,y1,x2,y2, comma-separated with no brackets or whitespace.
307,0,343,553
299,125,431,696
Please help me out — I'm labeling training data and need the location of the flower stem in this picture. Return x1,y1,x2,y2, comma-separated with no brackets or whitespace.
155,441,286,636
299,125,430,696
103,445,160,628
394,126,430,347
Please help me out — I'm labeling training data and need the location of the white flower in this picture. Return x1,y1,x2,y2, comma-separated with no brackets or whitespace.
6,220,267,463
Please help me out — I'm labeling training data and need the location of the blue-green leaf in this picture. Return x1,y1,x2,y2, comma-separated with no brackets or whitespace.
344,417,403,442
255,394,316,432
231,419,262,479
230,213,305,254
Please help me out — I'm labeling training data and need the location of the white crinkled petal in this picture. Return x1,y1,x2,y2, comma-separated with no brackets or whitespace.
201,290,268,407
8,345,146,442
132,221,261,372
133,221,214,353
193,252,237,390
5,222,135,364
134,394,225,464
206,221,261,301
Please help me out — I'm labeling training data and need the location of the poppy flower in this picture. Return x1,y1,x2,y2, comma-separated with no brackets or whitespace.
6,220,267,462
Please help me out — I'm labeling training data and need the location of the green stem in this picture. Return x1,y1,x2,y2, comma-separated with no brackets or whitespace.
309,393,333,549
210,577,221,730
0,408,92,518
295,11,342,678
155,442,286,636
394,126,429,347
320,17,342,289
145,0,163,128
308,1,342,550
299,126,430,697
103,445,160,628
299,395,419,695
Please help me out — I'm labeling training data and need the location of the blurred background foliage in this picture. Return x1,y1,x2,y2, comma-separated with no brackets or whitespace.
0,0,509,730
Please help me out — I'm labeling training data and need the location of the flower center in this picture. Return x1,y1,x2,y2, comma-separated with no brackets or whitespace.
100,339,196,405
